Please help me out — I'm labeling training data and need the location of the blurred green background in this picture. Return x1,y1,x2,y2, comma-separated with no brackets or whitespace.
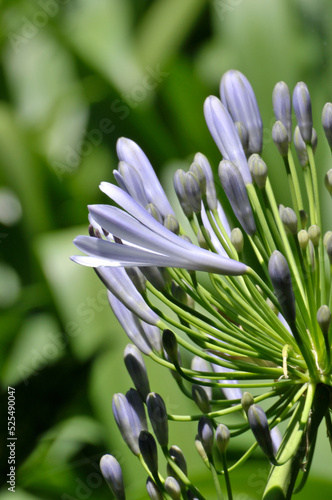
0,0,332,499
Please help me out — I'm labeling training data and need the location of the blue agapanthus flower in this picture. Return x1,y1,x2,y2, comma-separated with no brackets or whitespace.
72,70,332,500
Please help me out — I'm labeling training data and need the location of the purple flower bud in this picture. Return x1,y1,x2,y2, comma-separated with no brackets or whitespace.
100,455,126,500
112,393,146,455
268,251,296,324
215,424,230,454
184,171,202,214
248,154,268,189
218,160,256,235
147,392,169,447
162,329,179,365
174,169,194,218
272,121,289,157
292,82,312,143
124,344,151,401
248,404,275,462
322,102,332,148
197,416,214,459
234,121,249,155
139,430,159,476
146,478,163,500
272,82,292,142
192,385,210,413
193,153,218,210
220,70,263,154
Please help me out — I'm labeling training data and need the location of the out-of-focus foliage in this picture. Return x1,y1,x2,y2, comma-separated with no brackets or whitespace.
0,1,332,498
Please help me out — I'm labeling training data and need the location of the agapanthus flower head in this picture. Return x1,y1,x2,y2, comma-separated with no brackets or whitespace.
73,69,332,500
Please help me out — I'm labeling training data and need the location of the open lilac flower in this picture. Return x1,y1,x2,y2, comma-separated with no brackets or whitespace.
72,70,332,500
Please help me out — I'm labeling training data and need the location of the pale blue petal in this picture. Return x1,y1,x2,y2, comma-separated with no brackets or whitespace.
116,137,175,217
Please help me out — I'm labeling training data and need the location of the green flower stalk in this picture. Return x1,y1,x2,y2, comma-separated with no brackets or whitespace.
72,69,332,499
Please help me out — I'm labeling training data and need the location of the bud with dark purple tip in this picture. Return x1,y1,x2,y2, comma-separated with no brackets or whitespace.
147,392,169,447
192,384,210,414
215,424,230,455
268,251,296,324
162,329,179,366
139,430,159,477
100,455,126,500
292,82,313,143
218,160,256,235
248,404,275,462
124,344,150,401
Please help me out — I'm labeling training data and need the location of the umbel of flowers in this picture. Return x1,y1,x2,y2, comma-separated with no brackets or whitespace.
72,70,332,499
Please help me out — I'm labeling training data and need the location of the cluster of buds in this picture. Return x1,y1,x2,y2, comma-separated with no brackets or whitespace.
72,69,332,499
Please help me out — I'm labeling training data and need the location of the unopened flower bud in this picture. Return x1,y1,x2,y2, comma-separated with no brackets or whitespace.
124,344,150,401
147,392,169,447
139,431,159,476
272,121,289,157
195,434,209,466
324,169,332,195
231,227,244,253
281,207,298,235
162,329,179,366
146,477,163,500
248,154,268,189
268,251,296,324
292,82,313,143
322,102,332,148
308,224,321,246
165,476,181,500
174,169,193,218
241,392,254,414
248,404,275,462
219,160,256,235
272,81,292,142
190,162,207,195
324,231,332,249
184,172,202,214
215,424,230,454
193,153,217,211
164,214,180,234
112,393,145,456
100,455,126,500
126,267,146,294
197,228,209,250
220,69,263,154
126,389,148,432
298,229,309,250
293,126,308,167
192,385,210,413
317,305,331,336
198,417,214,459
169,445,188,476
